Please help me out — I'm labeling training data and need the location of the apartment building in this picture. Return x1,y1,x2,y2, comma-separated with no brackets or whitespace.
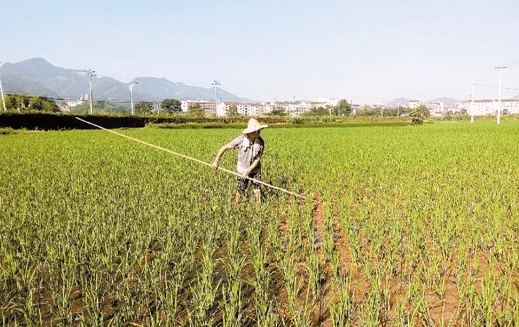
463,98,519,116
425,102,445,116
408,98,421,109
181,100,217,115
181,98,346,116
218,101,263,116
237,102,261,116
286,101,332,116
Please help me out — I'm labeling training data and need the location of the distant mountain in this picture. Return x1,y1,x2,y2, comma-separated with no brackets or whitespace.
2,58,86,98
1,74,58,97
129,77,243,103
427,97,460,105
386,98,409,106
1,58,248,103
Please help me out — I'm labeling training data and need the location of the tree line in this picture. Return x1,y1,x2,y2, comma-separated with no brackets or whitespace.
0,95,430,122
267,99,353,117
0,94,59,112
0,94,185,114
133,99,183,114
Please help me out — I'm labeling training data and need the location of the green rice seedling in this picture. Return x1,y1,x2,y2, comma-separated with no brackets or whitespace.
268,205,284,259
282,252,308,327
244,211,279,326
3,122,519,325
408,274,431,326
329,269,353,327
221,283,243,327
190,230,220,325
221,218,246,327
322,201,334,262
480,259,498,327
395,295,412,326
346,220,363,267
307,250,320,297
358,262,384,326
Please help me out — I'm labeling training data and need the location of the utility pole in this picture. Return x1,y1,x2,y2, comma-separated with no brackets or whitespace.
84,69,96,114
471,84,475,123
212,80,221,115
129,82,139,115
0,62,6,111
494,66,507,125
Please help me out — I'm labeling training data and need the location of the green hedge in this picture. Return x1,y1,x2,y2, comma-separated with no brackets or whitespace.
0,112,284,130
0,112,413,131
0,112,145,130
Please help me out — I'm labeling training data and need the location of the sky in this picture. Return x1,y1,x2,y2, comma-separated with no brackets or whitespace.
1,0,519,103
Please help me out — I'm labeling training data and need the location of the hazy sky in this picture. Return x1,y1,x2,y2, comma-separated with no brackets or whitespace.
1,0,518,103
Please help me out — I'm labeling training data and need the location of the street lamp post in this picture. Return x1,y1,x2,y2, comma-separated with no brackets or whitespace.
129,82,139,115
471,84,475,123
212,80,221,115
494,66,507,125
0,62,7,111
84,69,96,115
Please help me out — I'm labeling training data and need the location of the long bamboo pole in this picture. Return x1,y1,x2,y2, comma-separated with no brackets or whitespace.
75,117,308,201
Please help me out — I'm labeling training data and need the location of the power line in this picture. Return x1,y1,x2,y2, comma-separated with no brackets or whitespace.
473,83,519,91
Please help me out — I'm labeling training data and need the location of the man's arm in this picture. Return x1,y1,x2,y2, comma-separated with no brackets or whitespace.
213,135,242,170
212,144,231,170
242,139,264,177
242,155,262,177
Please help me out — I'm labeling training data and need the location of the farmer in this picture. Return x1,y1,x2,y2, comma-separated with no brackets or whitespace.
212,118,267,204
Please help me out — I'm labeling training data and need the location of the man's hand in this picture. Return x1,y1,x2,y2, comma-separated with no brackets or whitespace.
212,161,219,170
241,169,250,178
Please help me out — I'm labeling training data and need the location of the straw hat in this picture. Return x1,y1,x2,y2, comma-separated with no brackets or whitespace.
242,118,268,134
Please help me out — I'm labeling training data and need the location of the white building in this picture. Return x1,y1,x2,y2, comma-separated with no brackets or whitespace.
216,102,227,116
408,98,421,109
463,98,519,116
237,102,261,116
425,102,445,117
218,101,263,116
286,100,337,116
180,98,345,116
286,102,306,115
261,103,276,115
181,100,217,115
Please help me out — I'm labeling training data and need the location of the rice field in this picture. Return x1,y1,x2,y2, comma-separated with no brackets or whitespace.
2,121,519,326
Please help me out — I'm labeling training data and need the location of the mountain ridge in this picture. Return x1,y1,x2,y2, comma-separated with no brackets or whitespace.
1,58,248,103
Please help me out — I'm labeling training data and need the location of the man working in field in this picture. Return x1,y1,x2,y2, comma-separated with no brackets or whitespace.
212,118,267,205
